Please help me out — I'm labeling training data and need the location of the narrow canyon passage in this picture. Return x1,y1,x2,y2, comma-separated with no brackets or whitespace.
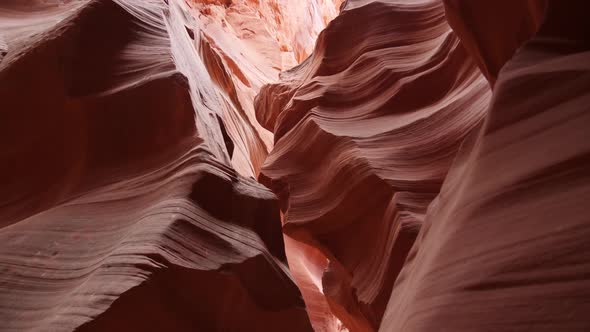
0,1,589,332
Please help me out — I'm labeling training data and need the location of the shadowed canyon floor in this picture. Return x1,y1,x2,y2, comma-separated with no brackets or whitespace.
0,0,589,331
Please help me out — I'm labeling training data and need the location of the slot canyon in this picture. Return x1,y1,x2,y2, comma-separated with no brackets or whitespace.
0,0,589,331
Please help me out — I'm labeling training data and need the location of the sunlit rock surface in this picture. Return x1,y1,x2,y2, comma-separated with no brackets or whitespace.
187,0,343,175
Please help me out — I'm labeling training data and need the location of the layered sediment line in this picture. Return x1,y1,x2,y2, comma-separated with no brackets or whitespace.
2,0,590,331
381,1,590,330
255,1,491,330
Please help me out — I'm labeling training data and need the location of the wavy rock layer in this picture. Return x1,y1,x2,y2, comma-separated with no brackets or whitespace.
3,0,590,331
380,1,590,330
255,1,491,330
0,0,337,330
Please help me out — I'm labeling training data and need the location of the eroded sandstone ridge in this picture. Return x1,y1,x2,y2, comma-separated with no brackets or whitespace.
0,0,339,330
255,0,491,329
1,0,590,331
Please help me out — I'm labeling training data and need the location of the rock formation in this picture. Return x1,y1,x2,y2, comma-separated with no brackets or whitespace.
255,0,491,329
0,0,338,330
187,0,343,176
257,0,590,331
443,0,547,85
1,0,589,331
380,1,590,330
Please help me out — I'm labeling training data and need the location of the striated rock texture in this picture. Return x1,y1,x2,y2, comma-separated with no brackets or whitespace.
380,0,590,330
2,0,590,331
256,0,590,331
255,0,491,330
0,0,341,330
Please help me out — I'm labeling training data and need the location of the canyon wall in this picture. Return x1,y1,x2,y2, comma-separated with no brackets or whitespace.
0,0,338,330
255,0,491,329
381,1,590,330
256,0,590,331
1,0,590,331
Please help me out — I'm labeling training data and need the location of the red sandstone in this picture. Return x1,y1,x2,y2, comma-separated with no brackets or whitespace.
0,0,589,331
